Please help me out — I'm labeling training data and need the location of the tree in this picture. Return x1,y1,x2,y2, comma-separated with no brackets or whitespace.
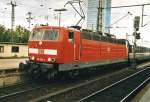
0,25,30,43
14,25,30,43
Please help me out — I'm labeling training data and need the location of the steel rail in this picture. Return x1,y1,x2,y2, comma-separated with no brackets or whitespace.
78,67,150,102
120,76,150,102
0,82,48,99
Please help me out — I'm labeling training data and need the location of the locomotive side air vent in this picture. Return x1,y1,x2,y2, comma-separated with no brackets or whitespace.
82,29,92,32
104,33,116,39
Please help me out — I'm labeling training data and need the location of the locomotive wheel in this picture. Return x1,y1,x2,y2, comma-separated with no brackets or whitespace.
46,69,58,80
68,70,79,78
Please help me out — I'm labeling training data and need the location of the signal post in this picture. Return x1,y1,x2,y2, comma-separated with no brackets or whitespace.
132,16,140,69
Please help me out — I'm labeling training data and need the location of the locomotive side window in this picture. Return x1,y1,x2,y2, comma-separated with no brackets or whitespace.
68,32,74,42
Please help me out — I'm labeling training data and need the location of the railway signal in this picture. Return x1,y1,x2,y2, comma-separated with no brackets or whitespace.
26,12,33,31
134,16,140,31
132,16,140,69
135,32,141,39
133,32,141,40
133,16,140,40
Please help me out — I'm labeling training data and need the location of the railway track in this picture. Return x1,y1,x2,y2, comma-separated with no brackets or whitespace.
0,63,131,102
0,80,52,102
0,68,19,77
33,63,150,102
0,80,47,97
79,67,150,102
0,68,26,88
0,62,149,102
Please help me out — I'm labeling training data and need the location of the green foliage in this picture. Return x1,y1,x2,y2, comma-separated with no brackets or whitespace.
0,24,30,43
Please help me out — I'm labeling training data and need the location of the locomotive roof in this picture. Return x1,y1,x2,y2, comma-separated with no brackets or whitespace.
33,26,80,32
33,26,64,29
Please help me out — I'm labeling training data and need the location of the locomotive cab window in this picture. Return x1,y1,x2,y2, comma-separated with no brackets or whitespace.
30,29,59,41
43,30,58,40
68,32,74,42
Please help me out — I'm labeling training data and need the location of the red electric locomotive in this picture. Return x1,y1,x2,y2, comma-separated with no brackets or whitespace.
20,25,129,79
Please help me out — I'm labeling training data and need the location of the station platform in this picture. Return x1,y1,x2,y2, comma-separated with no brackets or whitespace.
133,83,150,102
0,58,28,69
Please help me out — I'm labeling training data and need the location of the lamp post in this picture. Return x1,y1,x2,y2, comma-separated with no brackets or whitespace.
54,8,67,27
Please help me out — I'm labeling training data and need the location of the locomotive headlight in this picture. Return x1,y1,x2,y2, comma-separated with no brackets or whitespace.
48,58,52,62
39,41,42,45
51,58,56,62
31,56,35,60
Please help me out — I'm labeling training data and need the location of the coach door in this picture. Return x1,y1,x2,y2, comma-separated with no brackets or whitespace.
68,31,80,61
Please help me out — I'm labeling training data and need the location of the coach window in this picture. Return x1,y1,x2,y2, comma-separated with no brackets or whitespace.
68,32,74,43
0,46,4,53
12,46,19,53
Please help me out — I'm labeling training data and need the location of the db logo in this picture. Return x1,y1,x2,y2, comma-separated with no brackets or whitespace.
107,47,110,52
38,49,44,54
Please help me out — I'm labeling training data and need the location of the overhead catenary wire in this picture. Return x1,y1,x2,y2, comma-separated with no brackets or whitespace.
105,3,150,27
103,3,150,9
110,12,132,26
0,0,150,29
64,0,85,26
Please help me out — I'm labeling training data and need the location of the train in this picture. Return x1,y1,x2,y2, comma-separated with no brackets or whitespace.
19,25,150,79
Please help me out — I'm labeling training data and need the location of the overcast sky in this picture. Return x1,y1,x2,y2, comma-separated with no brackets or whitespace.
0,0,81,28
0,0,150,46
110,0,150,46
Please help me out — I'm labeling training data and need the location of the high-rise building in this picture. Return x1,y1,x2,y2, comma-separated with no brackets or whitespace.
103,0,111,33
86,0,111,33
86,0,98,31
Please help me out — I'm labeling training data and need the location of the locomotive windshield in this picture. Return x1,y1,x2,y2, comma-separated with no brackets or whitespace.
30,29,59,41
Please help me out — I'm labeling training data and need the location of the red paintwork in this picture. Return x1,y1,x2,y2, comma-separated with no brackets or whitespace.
28,26,128,64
